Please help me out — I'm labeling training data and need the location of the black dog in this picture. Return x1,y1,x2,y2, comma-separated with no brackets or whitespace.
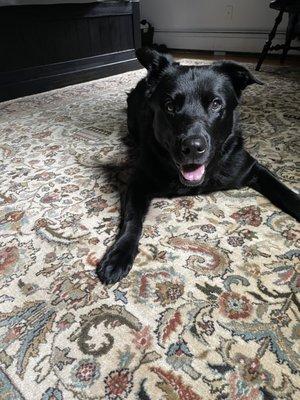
96,47,300,285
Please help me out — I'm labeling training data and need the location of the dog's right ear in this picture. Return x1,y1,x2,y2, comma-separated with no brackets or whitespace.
136,47,175,71
136,47,178,96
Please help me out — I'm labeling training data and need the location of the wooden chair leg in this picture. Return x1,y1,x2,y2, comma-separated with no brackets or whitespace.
256,7,285,71
281,13,298,64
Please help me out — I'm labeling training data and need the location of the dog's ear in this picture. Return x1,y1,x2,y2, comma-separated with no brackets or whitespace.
136,47,178,96
212,61,263,96
136,47,175,71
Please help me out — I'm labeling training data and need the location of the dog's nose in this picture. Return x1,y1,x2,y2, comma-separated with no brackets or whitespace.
181,138,206,157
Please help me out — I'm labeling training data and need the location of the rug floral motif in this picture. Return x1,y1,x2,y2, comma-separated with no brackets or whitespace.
0,60,299,400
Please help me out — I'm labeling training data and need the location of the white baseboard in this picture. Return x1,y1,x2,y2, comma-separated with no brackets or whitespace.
154,30,299,54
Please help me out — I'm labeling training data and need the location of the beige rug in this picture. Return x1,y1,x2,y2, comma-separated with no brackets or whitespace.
0,60,299,400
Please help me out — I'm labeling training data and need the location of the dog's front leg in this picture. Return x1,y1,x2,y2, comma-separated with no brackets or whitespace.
96,180,151,285
247,161,300,222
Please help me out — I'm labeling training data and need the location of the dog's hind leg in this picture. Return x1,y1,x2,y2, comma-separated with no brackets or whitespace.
96,176,152,284
247,161,300,222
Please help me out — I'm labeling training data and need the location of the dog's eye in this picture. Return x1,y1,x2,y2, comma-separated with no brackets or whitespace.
211,98,222,110
165,101,174,114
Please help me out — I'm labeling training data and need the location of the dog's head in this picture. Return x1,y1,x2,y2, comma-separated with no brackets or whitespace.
136,47,262,186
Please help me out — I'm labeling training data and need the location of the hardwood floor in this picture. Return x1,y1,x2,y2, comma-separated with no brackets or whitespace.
171,50,300,67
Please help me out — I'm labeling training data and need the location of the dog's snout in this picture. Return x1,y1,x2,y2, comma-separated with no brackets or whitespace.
181,137,206,157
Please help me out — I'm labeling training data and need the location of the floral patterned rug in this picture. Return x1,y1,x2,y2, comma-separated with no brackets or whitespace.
0,59,299,400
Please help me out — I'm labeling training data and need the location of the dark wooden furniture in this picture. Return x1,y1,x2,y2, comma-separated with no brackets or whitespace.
256,0,300,70
0,1,141,102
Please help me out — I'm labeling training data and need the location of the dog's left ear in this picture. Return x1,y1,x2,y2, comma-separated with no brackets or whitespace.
136,47,179,96
212,61,263,96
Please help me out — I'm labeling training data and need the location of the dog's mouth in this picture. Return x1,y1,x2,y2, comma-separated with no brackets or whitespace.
179,163,206,186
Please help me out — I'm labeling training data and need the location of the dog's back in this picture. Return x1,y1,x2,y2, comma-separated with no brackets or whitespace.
126,79,150,145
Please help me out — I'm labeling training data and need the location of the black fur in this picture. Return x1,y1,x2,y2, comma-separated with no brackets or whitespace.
96,48,300,285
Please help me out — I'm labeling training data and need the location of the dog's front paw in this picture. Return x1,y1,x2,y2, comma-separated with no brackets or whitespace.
96,246,134,285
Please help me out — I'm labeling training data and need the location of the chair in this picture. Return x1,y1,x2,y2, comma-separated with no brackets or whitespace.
256,0,300,71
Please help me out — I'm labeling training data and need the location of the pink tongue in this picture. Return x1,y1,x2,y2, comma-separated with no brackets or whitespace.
181,164,205,181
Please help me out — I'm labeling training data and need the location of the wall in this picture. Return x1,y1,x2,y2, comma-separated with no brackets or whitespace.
140,0,295,53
